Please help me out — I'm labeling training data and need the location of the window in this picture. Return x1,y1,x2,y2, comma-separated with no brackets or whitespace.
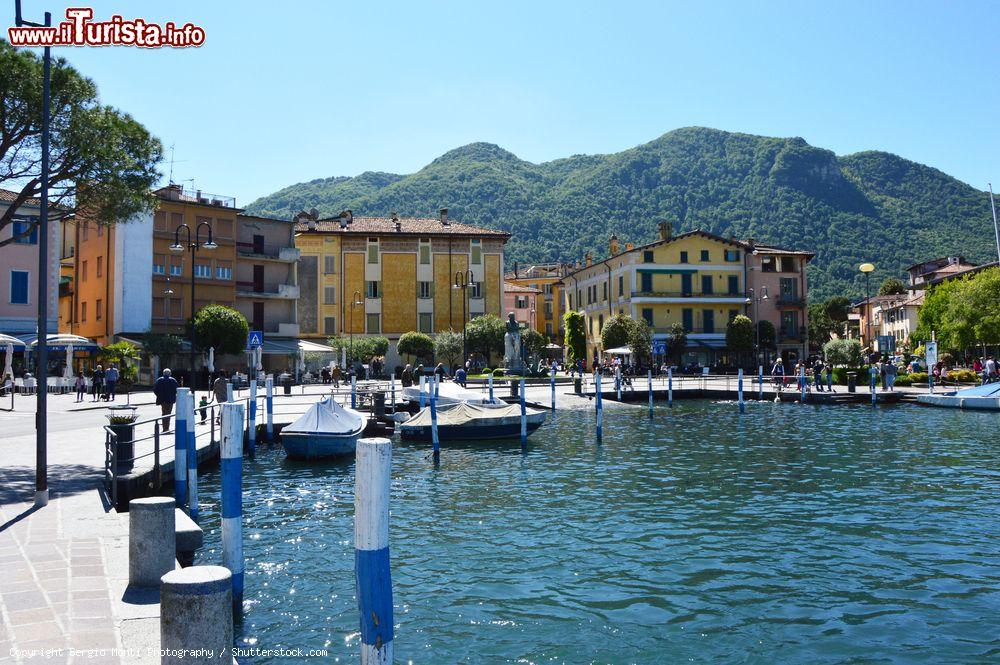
682,308,693,332
367,238,379,264
545,323,553,336
727,275,739,295
97,224,104,237
642,308,653,326
598,314,604,332
96,299,103,320
215,219,233,238
10,270,29,304
194,264,211,278
324,316,337,335
215,262,232,280
153,254,165,275
81,222,89,241
419,240,431,265
761,256,776,273
602,282,608,301
324,286,337,305
470,282,482,299
418,281,432,299
544,302,553,318
703,309,715,333
419,312,433,333
170,261,183,277
81,260,88,282
170,212,183,229
724,249,741,262
96,256,103,278
618,275,624,297
471,239,482,265
366,313,381,333
568,293,573,309
152,297,166,319
643,250,654,263
81,301,87,321
516,296,528,308
154,211,167,231
700,249,710,261
680,251,688,263
781,311,798,336
543,283,553,296
366,281,381,298
12,218,38,245
324,255,337,274
780,278,798,300
170,298,184,319
701,275,713,295
640,273,653,292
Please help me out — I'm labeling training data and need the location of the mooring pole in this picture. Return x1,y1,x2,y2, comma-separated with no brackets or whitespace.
668,367,673,407
551,370,556,411
226,381,233,403
390,375,395,412
419,375,426,408
738,368,745,414
615,366,621,401
758,364,764,401
488,373,494,403
520,378,527,447
351,374,357,409
248,379,257,455
220,401,245,607
186,391,199,522
174,388,189,509
595,371,603,442
647,369,653,416
265,376,274,440
430,378,440,461
800,366,806,403
870,365,877,407
354,437,394,665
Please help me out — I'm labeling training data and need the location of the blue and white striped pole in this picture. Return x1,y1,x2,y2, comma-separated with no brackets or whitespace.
595,372,603,442
758,365,764,401
226,381,233,403
430,378,440,460
419,375,426,408
520,378,527,446
173,388,189,509
615,366,621,401
738,368,745,414
265,376,274,441
667,367,673,407
434,373,440,398
351,374,357,409
390,375,395,413
551,370,556,411
647,369,653,415
220,401,245,606
248,379,257,452
354,438,394,665
488,373,494,403
800,366,806,403
186,390,199,522
870,365,877,407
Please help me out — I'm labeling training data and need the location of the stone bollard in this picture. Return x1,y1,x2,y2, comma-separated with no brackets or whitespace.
128,497,176,587
160,566,233,665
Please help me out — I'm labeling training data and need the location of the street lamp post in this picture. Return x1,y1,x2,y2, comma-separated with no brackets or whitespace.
349,291,363,371
453,270,475,362
860,262,875,361
170,222,216,390
15,0,53,507
746,286,769,367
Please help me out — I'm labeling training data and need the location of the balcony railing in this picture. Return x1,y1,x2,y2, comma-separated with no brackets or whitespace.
777,295,805,307
236,242,300,262
632,290,745,299
235,282,299,299
779,330,803,342
648,327,723,335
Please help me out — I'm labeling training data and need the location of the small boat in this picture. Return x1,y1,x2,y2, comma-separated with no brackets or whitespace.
399,401,547,442
401,380,505,407
280,397,365,459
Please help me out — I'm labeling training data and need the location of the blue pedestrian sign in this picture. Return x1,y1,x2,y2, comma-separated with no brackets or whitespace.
652,341,667,355
247,331,264,350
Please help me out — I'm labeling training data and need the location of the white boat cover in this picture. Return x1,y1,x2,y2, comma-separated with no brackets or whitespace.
402,381,505,406
282,397,364,436
403,401,545,427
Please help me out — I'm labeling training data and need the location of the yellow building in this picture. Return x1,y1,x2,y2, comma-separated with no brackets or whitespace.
294,209,509,368
504,262,572,342
562,223,813,367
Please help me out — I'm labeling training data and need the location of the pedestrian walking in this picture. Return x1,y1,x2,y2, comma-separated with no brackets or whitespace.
74,372,86,402
400,364,414,388
771,358,784,391
154,368,179,431
813,359,824,392
91,365,105,402
105,364,119,401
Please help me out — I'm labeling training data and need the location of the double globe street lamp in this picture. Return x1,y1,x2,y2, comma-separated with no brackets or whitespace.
859,262,876,361
746,286,769,365
453,269,477,362
170,221,216,388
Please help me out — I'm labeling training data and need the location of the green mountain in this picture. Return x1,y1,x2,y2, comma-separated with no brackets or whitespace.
245,127,995,299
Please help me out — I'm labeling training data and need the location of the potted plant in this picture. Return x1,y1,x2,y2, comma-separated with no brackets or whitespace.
106,405,139,472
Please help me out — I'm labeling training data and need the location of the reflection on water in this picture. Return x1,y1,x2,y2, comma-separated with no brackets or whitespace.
196,400,1000,663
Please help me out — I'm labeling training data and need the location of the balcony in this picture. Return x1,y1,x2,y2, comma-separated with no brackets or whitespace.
236,241,300,262
777,295,805,307
632,290,745,300
235,281,299,299
779,329,804,343
650,327,724,336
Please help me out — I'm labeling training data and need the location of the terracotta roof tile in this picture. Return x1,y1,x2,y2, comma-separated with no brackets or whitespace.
295,216,509,238
504,282,541,294
0,188,41,206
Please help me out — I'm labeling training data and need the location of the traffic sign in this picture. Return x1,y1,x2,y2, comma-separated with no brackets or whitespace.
925,341,938,367
247,331,264,350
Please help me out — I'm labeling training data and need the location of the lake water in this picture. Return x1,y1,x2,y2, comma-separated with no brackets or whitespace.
195,400,999,663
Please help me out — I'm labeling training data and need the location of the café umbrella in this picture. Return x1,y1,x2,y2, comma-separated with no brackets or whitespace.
207,346,215,373
63,343,74,379
3,342,12,383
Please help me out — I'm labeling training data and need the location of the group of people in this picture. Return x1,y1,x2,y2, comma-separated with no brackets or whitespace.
971,356,999,384
73,364,121,403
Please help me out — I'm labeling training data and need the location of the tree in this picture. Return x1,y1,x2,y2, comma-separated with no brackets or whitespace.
757,320,776,350
600,314,633,350
99,340,139,382
353,336,389,361
466,314,505,366
665,322,687,363
397,331,434,362
191,305,248,355
563,311,586,364
915,267,1000,352
143,333,183,359
521,327,546,359
808,303,837,348
823,338,863,367
823,296,852,323
326,335,349,357
726,315,754,364
878,277,907,296
433,330,463,368
0,40,162,246
628,319,653,364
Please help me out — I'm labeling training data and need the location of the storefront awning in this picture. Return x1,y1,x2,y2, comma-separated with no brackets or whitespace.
15,333,99,351
258,339,336,355
690,338,727,349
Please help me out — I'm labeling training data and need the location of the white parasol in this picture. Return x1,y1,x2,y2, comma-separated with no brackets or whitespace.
207,346,215,373
3,342,13,384
254,346,263,371
298,348,306,372
63,343,74,379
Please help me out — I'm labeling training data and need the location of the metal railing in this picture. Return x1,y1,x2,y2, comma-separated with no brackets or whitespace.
631,290,745,299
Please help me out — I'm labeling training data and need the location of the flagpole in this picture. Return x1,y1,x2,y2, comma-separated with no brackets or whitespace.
989,184,1000,265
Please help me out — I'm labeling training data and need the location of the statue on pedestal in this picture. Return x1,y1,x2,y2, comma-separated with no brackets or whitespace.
503,312,525,374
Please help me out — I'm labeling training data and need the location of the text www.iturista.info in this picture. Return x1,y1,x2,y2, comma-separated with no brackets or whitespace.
8,7,205,47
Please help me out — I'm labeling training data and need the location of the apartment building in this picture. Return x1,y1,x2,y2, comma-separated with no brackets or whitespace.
503,282,540,329
234,214,299,338
561,223,813,366
0,189,59,336
504,262,571,341
294,209,508,368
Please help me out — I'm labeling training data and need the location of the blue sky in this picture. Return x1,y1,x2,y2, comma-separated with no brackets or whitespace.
9,0,1000,205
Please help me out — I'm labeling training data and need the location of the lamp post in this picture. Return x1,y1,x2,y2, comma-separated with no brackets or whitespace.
859,262,875,360
170,222,216,390
453,269,475,362
349,291,363,372
15,0,53,507
745,286,769,366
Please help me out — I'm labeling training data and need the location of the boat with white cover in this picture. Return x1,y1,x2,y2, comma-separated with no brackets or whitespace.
399,401,547,441
401,380,506,407
280,397,365,459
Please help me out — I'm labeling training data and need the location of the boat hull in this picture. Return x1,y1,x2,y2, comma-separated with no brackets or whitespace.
281,432,360,459
399,412,547,442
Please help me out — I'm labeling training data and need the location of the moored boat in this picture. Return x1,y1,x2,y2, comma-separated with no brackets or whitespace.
401,380,506,407
280,397,365,459
399,401,547,441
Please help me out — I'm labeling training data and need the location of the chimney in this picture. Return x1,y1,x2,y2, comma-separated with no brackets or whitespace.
440,208,449,226
345,209,353,225
658,221,673,241
609,234,620,256
339,211,349,230
392,211,401,232
307,217,316,231
625,242,634,252
514,260,519,278
585,252,592,267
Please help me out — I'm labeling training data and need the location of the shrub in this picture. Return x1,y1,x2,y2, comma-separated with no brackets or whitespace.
492,368,506,377
397,331,434,362
947,369,978,383
831,367,867,385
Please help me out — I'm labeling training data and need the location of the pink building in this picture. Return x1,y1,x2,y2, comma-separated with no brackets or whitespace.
1,189,59,335
503,281,540,329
